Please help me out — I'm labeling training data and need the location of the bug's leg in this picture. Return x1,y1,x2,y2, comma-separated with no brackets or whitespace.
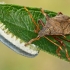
61,35,70,42
53,36,70,60
57,12,63,15
56,48,61,57
44,36,63,51
24,6,40,33
38,19,45,27
41,8,49,20
52,36,63,57
65,48,70,60
44,36,65,58
25,35,40,46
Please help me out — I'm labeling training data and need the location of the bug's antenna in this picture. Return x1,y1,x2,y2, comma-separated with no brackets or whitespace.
25,35,40,46
41,8,49,20
24,6,40,33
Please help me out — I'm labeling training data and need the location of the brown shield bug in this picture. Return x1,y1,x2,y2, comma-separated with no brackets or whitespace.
24,6,70,61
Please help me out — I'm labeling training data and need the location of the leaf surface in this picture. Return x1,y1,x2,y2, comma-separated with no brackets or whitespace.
0,4,70,61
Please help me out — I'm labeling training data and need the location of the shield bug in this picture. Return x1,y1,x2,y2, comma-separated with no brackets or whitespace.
24,6,70,61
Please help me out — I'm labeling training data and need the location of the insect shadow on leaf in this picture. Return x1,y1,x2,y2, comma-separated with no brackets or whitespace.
24,6,70,61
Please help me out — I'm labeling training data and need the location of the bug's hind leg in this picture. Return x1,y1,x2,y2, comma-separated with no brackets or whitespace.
24,6,40,33
53,36,70,61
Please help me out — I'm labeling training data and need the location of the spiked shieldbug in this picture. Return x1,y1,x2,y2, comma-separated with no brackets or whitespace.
24,6,70,61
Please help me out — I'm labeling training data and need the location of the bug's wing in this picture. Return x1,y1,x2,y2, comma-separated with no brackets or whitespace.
0,23,39,57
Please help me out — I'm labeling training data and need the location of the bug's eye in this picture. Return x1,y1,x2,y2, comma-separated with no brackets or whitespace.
0,22,40,57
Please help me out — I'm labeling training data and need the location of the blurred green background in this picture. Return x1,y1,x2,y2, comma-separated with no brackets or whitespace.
0,0,70,70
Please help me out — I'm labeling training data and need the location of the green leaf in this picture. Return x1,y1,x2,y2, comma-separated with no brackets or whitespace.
0,4,70,61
